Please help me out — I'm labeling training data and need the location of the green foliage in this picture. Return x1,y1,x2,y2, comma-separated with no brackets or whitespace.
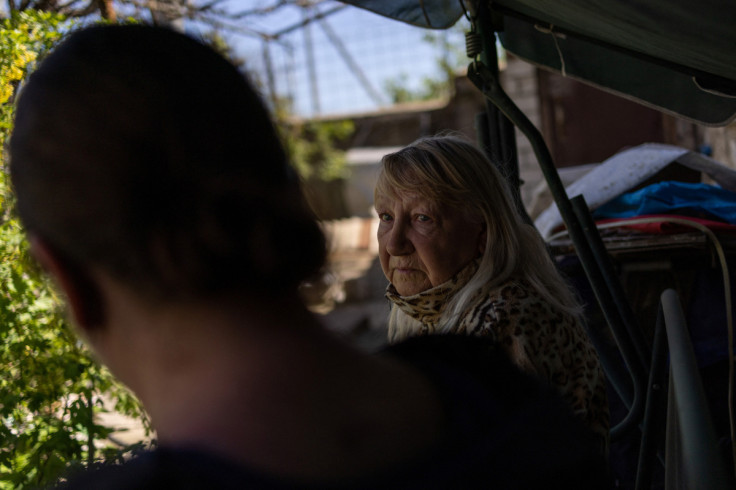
384,72,450,104
279,117,355,221
281,118,355,182
0,10,67,151
0,11,151,489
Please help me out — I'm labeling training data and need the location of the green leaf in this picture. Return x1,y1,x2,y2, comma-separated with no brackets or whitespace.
0,12,151,488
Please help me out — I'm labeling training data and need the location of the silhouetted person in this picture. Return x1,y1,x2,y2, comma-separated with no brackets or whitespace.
9,24,608,488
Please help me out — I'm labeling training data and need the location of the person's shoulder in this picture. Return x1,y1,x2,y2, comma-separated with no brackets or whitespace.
383,335,511,380
382,335,611,489
382,335,551,410
477,277,535,314
485,277,572,325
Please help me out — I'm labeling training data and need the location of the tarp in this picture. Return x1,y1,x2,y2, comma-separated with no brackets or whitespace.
534,143,736,238
339,0,464,29
340,0,736,125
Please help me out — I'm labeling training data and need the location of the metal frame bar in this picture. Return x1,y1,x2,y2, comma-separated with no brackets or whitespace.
570,195,649,439
467,56,646,439
468,4,733,486
570,195,650,367
474,4,531,225
635,303,669,490
660,289,733,490
469,1,653,442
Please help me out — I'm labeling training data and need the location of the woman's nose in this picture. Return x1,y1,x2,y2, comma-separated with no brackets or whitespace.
386,221,413,256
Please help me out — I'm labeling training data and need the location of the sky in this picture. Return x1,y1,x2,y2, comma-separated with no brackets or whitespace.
210,0,469,117
0,0,469,117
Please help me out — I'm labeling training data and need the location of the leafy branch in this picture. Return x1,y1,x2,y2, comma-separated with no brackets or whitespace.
0,12,152,489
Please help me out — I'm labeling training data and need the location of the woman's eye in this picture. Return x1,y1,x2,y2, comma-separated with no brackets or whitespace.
416,214,431,222
379,213,392,222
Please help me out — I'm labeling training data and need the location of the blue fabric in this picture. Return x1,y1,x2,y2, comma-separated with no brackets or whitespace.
593,181,736,224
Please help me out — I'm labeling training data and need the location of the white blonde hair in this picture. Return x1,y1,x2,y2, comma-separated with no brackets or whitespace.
376,135,582,342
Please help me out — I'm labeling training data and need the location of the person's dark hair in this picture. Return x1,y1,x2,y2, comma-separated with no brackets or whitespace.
9,24,326,298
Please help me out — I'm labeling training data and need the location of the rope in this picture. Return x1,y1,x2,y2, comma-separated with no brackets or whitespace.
534,24,567,77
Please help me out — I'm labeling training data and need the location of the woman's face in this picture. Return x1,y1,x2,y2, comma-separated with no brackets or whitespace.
375,190,486,296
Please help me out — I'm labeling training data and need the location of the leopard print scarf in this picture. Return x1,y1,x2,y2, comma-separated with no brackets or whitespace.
385,260,481,340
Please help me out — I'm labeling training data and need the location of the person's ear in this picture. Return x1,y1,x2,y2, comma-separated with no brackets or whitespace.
29,235,106,331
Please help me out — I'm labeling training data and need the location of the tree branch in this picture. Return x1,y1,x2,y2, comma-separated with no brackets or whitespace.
95,0,115,20
66,0,99,17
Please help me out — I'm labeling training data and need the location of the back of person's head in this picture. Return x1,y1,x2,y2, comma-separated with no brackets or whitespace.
377,135,581,336
10,24,326,299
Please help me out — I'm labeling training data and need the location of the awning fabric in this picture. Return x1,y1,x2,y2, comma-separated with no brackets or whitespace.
338,0,464,29
340,0,736,126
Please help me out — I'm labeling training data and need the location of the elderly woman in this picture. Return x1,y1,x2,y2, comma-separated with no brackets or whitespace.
10,25,607,487
375,136,609,450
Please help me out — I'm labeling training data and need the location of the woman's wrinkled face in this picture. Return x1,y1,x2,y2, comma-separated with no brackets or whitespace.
375,190,486,296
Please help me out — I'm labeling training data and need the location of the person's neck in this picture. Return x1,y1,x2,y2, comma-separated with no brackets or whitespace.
95,281,444,481
102,289,328,422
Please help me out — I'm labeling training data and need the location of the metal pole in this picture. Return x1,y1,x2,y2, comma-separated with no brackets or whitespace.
661,289,733,490
302,7,321,115
467,58,648,435
635,304,669,490
317,16,385,107
262,41,278,109
475,4,530,225
570,198,649,439
570,195,650,369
